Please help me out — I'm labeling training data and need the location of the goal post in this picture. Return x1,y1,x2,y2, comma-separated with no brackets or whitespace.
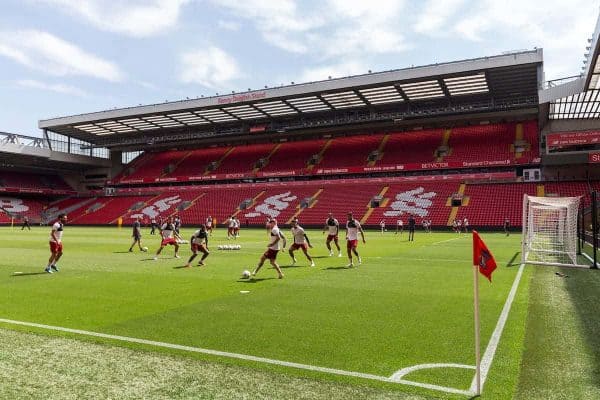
521,194,589,268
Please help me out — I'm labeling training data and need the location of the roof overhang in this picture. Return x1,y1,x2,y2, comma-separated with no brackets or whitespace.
583,11,600,91
39,49,543,145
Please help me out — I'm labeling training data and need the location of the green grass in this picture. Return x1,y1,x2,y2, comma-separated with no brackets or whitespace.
0,225,598,399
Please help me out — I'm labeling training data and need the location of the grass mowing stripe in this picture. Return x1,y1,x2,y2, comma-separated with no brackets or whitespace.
472,263,526,393
1,227,528,398
0,317,472,397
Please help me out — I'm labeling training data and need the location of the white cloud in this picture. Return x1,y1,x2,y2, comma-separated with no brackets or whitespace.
210,0,409,58
218,20,241,31
36,0,189,37
0,30,122,81
413,0,467,35
16,79,87,97
451,0,598,79
179,46,242,89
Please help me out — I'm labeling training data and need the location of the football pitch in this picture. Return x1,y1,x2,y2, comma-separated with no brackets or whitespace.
1,226,599,399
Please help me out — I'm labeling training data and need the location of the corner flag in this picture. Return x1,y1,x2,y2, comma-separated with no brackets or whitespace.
473,230,497,282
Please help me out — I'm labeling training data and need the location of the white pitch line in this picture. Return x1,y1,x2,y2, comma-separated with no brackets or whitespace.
470,262,526,393
0,318,471,397
428,237,465,246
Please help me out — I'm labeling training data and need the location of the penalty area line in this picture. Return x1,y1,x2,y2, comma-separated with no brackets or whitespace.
0,318,472,397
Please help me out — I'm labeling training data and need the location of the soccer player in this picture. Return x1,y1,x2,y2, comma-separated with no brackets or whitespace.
252,218,286,279
452,219,458,233
379,219,386,234
408,215,416,241
323,213,342,257
153,216,181,260
206,215,213,236
21,216,31,230
504,218,510,236
174,215,182,235
150,217,157,235
226,215,235,239
395,218,403,235
289,218,315,267
233,216,240,238
456,219,462,234
46,213,67,273
345,212,365,267
463,217,469,233
186,224,210,267
129,216,146,252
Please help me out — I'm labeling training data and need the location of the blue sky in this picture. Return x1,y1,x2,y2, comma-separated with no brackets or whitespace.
0,0,598,137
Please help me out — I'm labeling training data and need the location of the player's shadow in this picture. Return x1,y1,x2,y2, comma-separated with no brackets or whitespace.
324,266,352,270
140,258,159,261
311,256,329,259
11,272,49,277
505,252,521,267
113,251,132,254
279,264,307,269
173,265,191,269
238,277,275,283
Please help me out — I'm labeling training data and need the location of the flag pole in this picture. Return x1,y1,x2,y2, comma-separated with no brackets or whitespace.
473,263,481,395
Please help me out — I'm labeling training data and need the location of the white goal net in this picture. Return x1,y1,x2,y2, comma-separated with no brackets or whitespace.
522,195,586,267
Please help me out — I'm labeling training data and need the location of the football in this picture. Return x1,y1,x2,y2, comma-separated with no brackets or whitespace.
142,246,148,252
242,270,251,279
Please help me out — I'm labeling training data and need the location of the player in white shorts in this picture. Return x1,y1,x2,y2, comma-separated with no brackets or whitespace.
323,213,342,257
379,219,386,234
289,218,315,267
252,219,286,279
395,219,403,235
345,212,365,267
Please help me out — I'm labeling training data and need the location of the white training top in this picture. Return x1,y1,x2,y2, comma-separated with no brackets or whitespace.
233,219,239,228
397,219,403,226
50,222,64,242
161,223,175,239
326,218,339,235
228,218,235,228
380,220,385,227
291,226,306,244
206,217,212,226
346,220,361,241
268,226,282,250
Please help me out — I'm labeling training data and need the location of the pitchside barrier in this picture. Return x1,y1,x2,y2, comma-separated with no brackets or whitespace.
580,191,599,268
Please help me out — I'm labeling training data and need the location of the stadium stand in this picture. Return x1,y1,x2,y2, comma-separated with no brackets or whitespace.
215,143,276,174
0,171,72,192
455,183,538,227
259,139,327,174
0,196,48,222
122,151,186,182
366,182,460,226
318,134,384,168
170,146,231,178
377,129,442,166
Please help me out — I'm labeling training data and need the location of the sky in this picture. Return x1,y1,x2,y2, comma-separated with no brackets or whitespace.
0,0,598,137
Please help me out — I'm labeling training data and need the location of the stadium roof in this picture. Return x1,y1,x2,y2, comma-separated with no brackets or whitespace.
541,11,600,120
39,49,542,146
583,10,600,92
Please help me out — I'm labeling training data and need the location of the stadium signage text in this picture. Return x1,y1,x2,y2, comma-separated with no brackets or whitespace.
547,131,600,150
113,160,527,185
589,152,600,163
217,92,267,105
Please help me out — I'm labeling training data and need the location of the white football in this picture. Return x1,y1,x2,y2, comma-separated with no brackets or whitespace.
142,246,148,252
217,245,223,250
242,270,251,279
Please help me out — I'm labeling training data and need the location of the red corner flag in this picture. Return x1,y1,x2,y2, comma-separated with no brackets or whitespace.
473,230,497,282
